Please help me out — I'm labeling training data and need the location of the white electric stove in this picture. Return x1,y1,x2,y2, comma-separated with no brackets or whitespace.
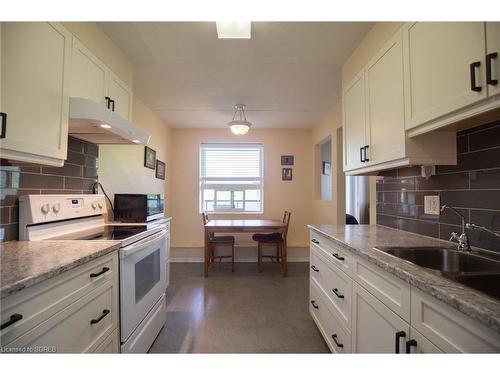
19,194,168,353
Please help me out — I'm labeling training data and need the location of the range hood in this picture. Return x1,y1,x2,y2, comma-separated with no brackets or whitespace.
68,97,151,144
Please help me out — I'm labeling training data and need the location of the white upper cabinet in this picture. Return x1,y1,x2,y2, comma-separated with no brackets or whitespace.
402,22,500,136
365,30,405,166
486,22,500,97
71,39,108,107
70,38,133,121
343,28,457,175
343,70,366,171
0,22,72,167
108,71,133,121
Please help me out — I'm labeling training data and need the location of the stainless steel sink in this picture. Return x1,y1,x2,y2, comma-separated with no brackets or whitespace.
374,246,500,300
375,246,500,273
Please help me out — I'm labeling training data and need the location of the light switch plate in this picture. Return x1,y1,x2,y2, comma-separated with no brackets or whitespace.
424,195,440,215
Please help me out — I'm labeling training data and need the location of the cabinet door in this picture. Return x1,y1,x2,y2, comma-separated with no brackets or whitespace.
352,282,409,353
407,328,442,354
0,22,71,166
343,70,366,171
108,72,133,121
365,29,405,165
403,22,487,130
486,22,500,97
71,38,109,107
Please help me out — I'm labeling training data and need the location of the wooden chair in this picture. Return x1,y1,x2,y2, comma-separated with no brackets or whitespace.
202,212,235,272
252,211,291,273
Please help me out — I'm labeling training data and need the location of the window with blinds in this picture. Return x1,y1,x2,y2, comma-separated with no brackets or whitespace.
200,143,264,213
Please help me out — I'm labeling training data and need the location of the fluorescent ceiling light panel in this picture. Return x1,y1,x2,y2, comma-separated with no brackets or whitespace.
216,22,251,39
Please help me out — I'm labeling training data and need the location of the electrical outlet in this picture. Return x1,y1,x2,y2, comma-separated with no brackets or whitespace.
424,195,440,215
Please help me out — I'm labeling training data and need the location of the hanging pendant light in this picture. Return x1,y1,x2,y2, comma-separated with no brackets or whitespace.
228,104,252,135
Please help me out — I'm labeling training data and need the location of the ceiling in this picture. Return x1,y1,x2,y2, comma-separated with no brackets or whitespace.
98,22,374,129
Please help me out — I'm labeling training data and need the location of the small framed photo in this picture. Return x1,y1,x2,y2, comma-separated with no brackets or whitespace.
144,146,156,170
322,161,331,176
156,160,166,180
281,155,294,166
282,167,293,181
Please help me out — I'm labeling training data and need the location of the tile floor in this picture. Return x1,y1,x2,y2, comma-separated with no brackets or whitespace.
149,262,330,353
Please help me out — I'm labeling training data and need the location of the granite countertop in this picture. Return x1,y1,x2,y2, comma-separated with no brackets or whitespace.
0,240,121,298
308,224,500,334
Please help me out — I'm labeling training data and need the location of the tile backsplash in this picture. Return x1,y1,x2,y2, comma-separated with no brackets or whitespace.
376,120,500,252
0,137,99,242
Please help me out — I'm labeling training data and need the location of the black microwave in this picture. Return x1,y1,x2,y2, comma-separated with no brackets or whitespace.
114,194,164,222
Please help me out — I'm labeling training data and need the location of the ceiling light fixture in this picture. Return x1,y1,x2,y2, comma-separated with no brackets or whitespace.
132,139,141,144
228,104,252,135
100,124,112,129
216,22,251,39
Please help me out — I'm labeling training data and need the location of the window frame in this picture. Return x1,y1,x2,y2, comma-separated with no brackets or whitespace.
199,142,264,214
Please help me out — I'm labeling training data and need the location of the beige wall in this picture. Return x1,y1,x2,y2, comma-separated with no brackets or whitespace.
170,128,313,249
311,103,344,226
62,23,172,216
99,96,172,215
63,22,134,88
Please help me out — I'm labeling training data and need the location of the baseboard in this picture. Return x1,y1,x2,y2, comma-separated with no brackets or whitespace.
170,246,310,263
170,257,310,263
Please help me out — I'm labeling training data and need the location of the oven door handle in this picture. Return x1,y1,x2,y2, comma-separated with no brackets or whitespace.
120,229,167,259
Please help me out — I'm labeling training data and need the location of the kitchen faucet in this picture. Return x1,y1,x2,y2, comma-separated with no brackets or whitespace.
440,204,470,251
440,204,500,251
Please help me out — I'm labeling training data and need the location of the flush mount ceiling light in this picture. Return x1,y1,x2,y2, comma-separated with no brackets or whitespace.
100,124,111,129
228,104,252,135
216,22,251,39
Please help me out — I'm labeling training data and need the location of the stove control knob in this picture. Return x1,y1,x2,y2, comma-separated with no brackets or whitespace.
98,202,103,209
41,203,50,215
52,203,61,214
91,202,98,210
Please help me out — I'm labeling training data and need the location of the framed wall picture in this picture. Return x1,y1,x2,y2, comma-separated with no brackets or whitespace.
322,161,331,176
156,160,166,180
144,146,156,170
281,155,294,166
282,168,293,181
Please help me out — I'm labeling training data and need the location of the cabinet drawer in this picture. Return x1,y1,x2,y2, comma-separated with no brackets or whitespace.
310,231,352,276
310,279,351,353
353,257,410,322
310,247,352,330
0,252,118,345
411,288,500,353
6,280,117,353
93,328,119,353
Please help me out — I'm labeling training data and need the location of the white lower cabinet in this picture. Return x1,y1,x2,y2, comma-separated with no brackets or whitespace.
309,228,500,354
310,279,351,353
407,328,443,354
351,281,409,353
0,252,119,353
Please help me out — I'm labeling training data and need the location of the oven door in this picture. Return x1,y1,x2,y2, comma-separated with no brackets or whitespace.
119,229,167,342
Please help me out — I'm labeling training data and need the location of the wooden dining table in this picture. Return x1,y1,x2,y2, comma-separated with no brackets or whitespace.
204,219,288,278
